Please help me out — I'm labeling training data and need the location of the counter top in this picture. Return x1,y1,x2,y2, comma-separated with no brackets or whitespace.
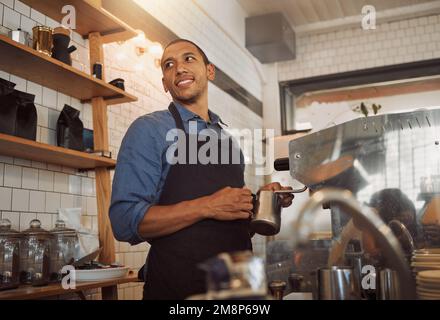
0,272,140,300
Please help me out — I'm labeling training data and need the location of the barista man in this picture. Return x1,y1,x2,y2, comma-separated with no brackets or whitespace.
109,39,293,299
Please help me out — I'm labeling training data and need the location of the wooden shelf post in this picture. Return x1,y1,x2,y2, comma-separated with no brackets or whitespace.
89,32,118,299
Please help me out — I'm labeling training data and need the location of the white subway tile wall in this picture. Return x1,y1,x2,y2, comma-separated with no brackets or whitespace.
35,104,49,128
38,170,54,192
45,192,60,213
19,14,34,34
54,172,69,193
22,167,39,190
0,187,12,210
1,1,264,300
29,190,45,213
0,163,4,185
60,193,73,208
4,164,22,188
12,188,29,211
9,74,26,91
42,87,57,109
14,1,30,17
3,5,19,30
278,15,440,81
30,8,44,25
0,5,4,27
0,0,11,10
26,81,42,105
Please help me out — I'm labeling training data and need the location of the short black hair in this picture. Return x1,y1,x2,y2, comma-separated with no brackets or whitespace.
162,39,210,65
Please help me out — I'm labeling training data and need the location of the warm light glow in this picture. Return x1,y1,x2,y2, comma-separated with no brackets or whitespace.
115,51,127,61
134,62,145,72
131,31,162,68
133,30,147,46
148,42,163,59
133,30,148,56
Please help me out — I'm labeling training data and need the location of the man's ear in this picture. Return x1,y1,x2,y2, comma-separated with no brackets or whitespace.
207,63,215,81
162,77,169,93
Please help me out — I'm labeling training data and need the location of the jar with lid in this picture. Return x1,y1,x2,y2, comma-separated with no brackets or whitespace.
0,219,22,290
50,219,79,282
20,219,53,286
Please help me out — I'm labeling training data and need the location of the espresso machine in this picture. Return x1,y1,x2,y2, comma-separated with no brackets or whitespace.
269,107,440,300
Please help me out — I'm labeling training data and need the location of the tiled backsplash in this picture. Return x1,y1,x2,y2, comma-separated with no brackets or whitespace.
0,0,265,300
278,14,440,81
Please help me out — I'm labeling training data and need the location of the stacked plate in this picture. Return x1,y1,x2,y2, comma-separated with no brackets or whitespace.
416,270,440,300
411,248,440,274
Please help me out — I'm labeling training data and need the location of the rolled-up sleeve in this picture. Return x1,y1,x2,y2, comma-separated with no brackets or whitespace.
109,117,163,245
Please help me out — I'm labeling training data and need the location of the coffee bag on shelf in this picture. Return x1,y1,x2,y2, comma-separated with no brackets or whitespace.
14,91,37,141
0,78,18,136
56,104,84,151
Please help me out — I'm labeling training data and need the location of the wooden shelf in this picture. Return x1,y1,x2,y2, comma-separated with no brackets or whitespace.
0,133,116,170
21,0,138,43
102,0,177,46
0,272,140,300
0,34,137,105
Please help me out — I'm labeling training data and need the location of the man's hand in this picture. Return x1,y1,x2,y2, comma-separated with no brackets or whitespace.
259,182,294,208
204,186,254,221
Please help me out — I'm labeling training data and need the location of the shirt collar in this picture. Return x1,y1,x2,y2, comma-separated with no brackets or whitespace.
172,101,228,127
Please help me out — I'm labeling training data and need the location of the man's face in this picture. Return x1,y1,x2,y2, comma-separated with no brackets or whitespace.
161,41,215,104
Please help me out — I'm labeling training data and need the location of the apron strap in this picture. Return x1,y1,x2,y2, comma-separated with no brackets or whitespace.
168,102,185,132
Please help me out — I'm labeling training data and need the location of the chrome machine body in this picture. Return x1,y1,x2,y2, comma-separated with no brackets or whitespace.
270,107,440,299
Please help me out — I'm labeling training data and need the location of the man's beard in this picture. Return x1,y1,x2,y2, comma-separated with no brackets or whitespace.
174,89,202,105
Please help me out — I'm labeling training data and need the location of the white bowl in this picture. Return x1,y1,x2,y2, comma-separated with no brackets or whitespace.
283,292,313,300
74,267,130,282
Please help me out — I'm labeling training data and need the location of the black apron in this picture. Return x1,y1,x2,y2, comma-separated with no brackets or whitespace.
142,103,252,300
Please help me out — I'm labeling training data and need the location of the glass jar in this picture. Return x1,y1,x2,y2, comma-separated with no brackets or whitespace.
20,219,53,286
0,219,22,290
50,219,79,282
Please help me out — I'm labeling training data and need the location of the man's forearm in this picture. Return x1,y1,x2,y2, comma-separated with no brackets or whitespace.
137,196,211,239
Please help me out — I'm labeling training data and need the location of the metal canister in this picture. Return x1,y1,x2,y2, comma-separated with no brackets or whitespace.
8,28,30,46
32,26,53,56
316,266,360,300
378,268,400,300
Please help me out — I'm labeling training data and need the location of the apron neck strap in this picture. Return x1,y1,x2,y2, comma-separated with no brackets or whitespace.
168,102,186,132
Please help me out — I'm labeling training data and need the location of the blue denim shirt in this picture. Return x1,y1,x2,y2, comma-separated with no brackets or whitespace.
109,102,243,245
